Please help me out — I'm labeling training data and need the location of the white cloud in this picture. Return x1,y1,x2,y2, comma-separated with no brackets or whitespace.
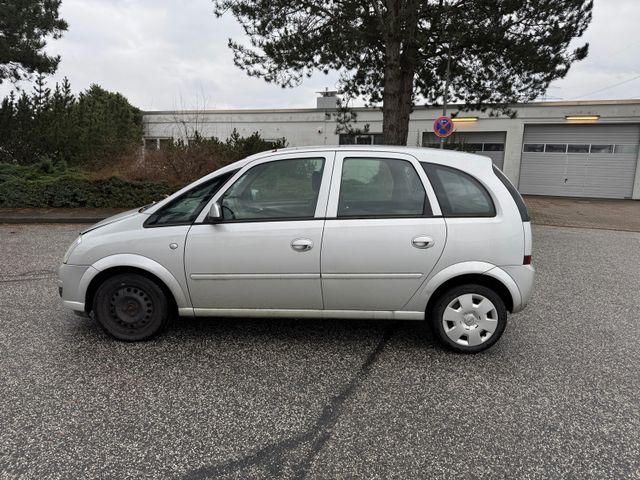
1,0,638,109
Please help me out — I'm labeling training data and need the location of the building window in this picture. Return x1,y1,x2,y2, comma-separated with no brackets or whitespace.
614,144,638,155
339,133,384,145
524,143,632,155
567,144,590,154
590,144,614,154
145,137,173,151
421,133,504,153
545,144,567,153
159,138,172,150
523,144,544,153
483,143,504,152
144,138,159,151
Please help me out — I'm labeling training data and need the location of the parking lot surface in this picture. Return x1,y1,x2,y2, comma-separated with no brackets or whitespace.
1,224,638,479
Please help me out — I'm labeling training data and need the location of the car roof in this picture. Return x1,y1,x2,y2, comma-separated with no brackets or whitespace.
234,144,493,169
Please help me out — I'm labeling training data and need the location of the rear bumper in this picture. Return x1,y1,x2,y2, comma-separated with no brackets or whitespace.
501,265,535,313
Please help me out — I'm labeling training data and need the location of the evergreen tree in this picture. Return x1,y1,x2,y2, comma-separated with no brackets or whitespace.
213,0,593,145
0,78,142,166
0,0,68,83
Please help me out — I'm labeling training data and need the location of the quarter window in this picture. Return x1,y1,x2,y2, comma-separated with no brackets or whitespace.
220,158,324,221
421,163,495,217
338,158,428,217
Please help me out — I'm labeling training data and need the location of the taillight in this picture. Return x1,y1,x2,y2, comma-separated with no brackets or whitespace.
523,255,532,265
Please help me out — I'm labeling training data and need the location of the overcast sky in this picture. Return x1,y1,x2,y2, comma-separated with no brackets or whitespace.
2,0,640,111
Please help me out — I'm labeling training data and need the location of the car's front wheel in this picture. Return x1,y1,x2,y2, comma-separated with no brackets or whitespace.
93,273,170,341
431,284,507,353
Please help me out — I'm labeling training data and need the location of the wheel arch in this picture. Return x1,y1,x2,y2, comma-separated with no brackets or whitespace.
425,273,515,318
80,254,191,315
411,261,521,317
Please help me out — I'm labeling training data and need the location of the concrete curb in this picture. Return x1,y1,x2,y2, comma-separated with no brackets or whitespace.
0,216,108,224
0,209,127,224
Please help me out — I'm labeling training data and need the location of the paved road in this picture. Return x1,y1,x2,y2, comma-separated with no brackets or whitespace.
1,224,638,479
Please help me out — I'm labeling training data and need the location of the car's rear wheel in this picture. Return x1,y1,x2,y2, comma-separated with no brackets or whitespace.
93,273,169,341
431,284,507,353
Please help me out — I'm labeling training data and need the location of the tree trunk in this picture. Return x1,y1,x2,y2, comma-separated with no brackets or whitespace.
382,2,418,146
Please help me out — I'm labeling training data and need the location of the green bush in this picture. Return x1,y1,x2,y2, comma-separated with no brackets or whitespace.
0,77,142,167
0,163,171,208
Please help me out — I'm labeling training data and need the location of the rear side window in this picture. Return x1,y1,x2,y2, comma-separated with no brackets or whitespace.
338,158,430,217
421,163,495,217
492,166,530,221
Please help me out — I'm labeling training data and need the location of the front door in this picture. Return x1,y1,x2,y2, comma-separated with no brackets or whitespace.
185,153,333,311
321,152,446,311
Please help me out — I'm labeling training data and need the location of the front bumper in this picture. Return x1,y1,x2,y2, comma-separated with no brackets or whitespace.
58,264,94,313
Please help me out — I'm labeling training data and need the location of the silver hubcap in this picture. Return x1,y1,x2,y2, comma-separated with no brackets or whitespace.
442,293,498,347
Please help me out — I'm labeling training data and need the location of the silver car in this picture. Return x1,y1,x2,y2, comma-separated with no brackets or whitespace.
59,146,534,352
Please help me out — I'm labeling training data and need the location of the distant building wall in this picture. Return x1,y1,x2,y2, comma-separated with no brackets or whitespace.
143,100,640,199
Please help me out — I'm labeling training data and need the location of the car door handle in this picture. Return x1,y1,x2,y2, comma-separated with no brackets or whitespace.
291,238,314,252
412,236,434,249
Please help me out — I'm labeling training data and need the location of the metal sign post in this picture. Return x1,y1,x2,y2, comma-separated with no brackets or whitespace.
440,43,452,149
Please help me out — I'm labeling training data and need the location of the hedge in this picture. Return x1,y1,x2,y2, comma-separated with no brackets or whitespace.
0,163,172,208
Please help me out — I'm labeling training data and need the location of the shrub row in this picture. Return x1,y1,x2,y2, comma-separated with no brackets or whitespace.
0,163,171,208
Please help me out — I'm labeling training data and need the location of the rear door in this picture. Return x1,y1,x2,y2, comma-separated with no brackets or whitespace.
321,151,447,311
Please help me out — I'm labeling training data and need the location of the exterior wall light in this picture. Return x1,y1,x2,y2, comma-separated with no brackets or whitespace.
565,115,600,122
451,117,479,123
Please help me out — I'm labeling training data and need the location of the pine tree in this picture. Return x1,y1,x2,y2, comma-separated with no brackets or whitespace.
213,0,593,145
0,1,67,83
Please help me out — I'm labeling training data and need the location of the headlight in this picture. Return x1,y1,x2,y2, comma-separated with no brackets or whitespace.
63,236,82,264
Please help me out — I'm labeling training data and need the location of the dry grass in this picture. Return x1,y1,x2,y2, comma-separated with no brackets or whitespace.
90,147,235,187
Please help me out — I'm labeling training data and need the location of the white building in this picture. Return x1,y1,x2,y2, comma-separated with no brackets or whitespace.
143,96,640,199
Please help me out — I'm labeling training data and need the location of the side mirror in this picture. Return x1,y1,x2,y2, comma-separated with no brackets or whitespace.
207,202,223,223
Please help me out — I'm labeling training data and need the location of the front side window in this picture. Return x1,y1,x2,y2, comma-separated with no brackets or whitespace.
338,158,428,217
220,158,324,221
145,171,236,227
422,163,495,217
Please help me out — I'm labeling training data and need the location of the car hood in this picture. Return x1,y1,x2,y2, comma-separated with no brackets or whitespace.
81,208,143,235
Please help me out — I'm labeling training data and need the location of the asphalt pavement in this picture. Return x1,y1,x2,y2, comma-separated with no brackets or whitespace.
0,224,638,479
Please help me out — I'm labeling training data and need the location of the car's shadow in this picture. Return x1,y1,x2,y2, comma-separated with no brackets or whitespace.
69,311,438,350
166,314,437,345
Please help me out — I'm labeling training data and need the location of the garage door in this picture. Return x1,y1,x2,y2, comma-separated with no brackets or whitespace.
422,131,506,169
519,125,639,198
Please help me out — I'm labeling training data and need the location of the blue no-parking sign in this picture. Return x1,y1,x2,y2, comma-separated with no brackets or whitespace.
433,116,455,138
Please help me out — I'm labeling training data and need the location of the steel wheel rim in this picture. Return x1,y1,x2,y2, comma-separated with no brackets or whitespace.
442,293,498,347
109,286,153,330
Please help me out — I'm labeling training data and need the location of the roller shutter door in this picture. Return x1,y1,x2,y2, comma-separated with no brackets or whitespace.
422,131,506,169
519,124,639,198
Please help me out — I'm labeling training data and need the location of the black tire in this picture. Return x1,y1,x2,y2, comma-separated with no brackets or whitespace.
93,273,170,341
430,284,507,353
